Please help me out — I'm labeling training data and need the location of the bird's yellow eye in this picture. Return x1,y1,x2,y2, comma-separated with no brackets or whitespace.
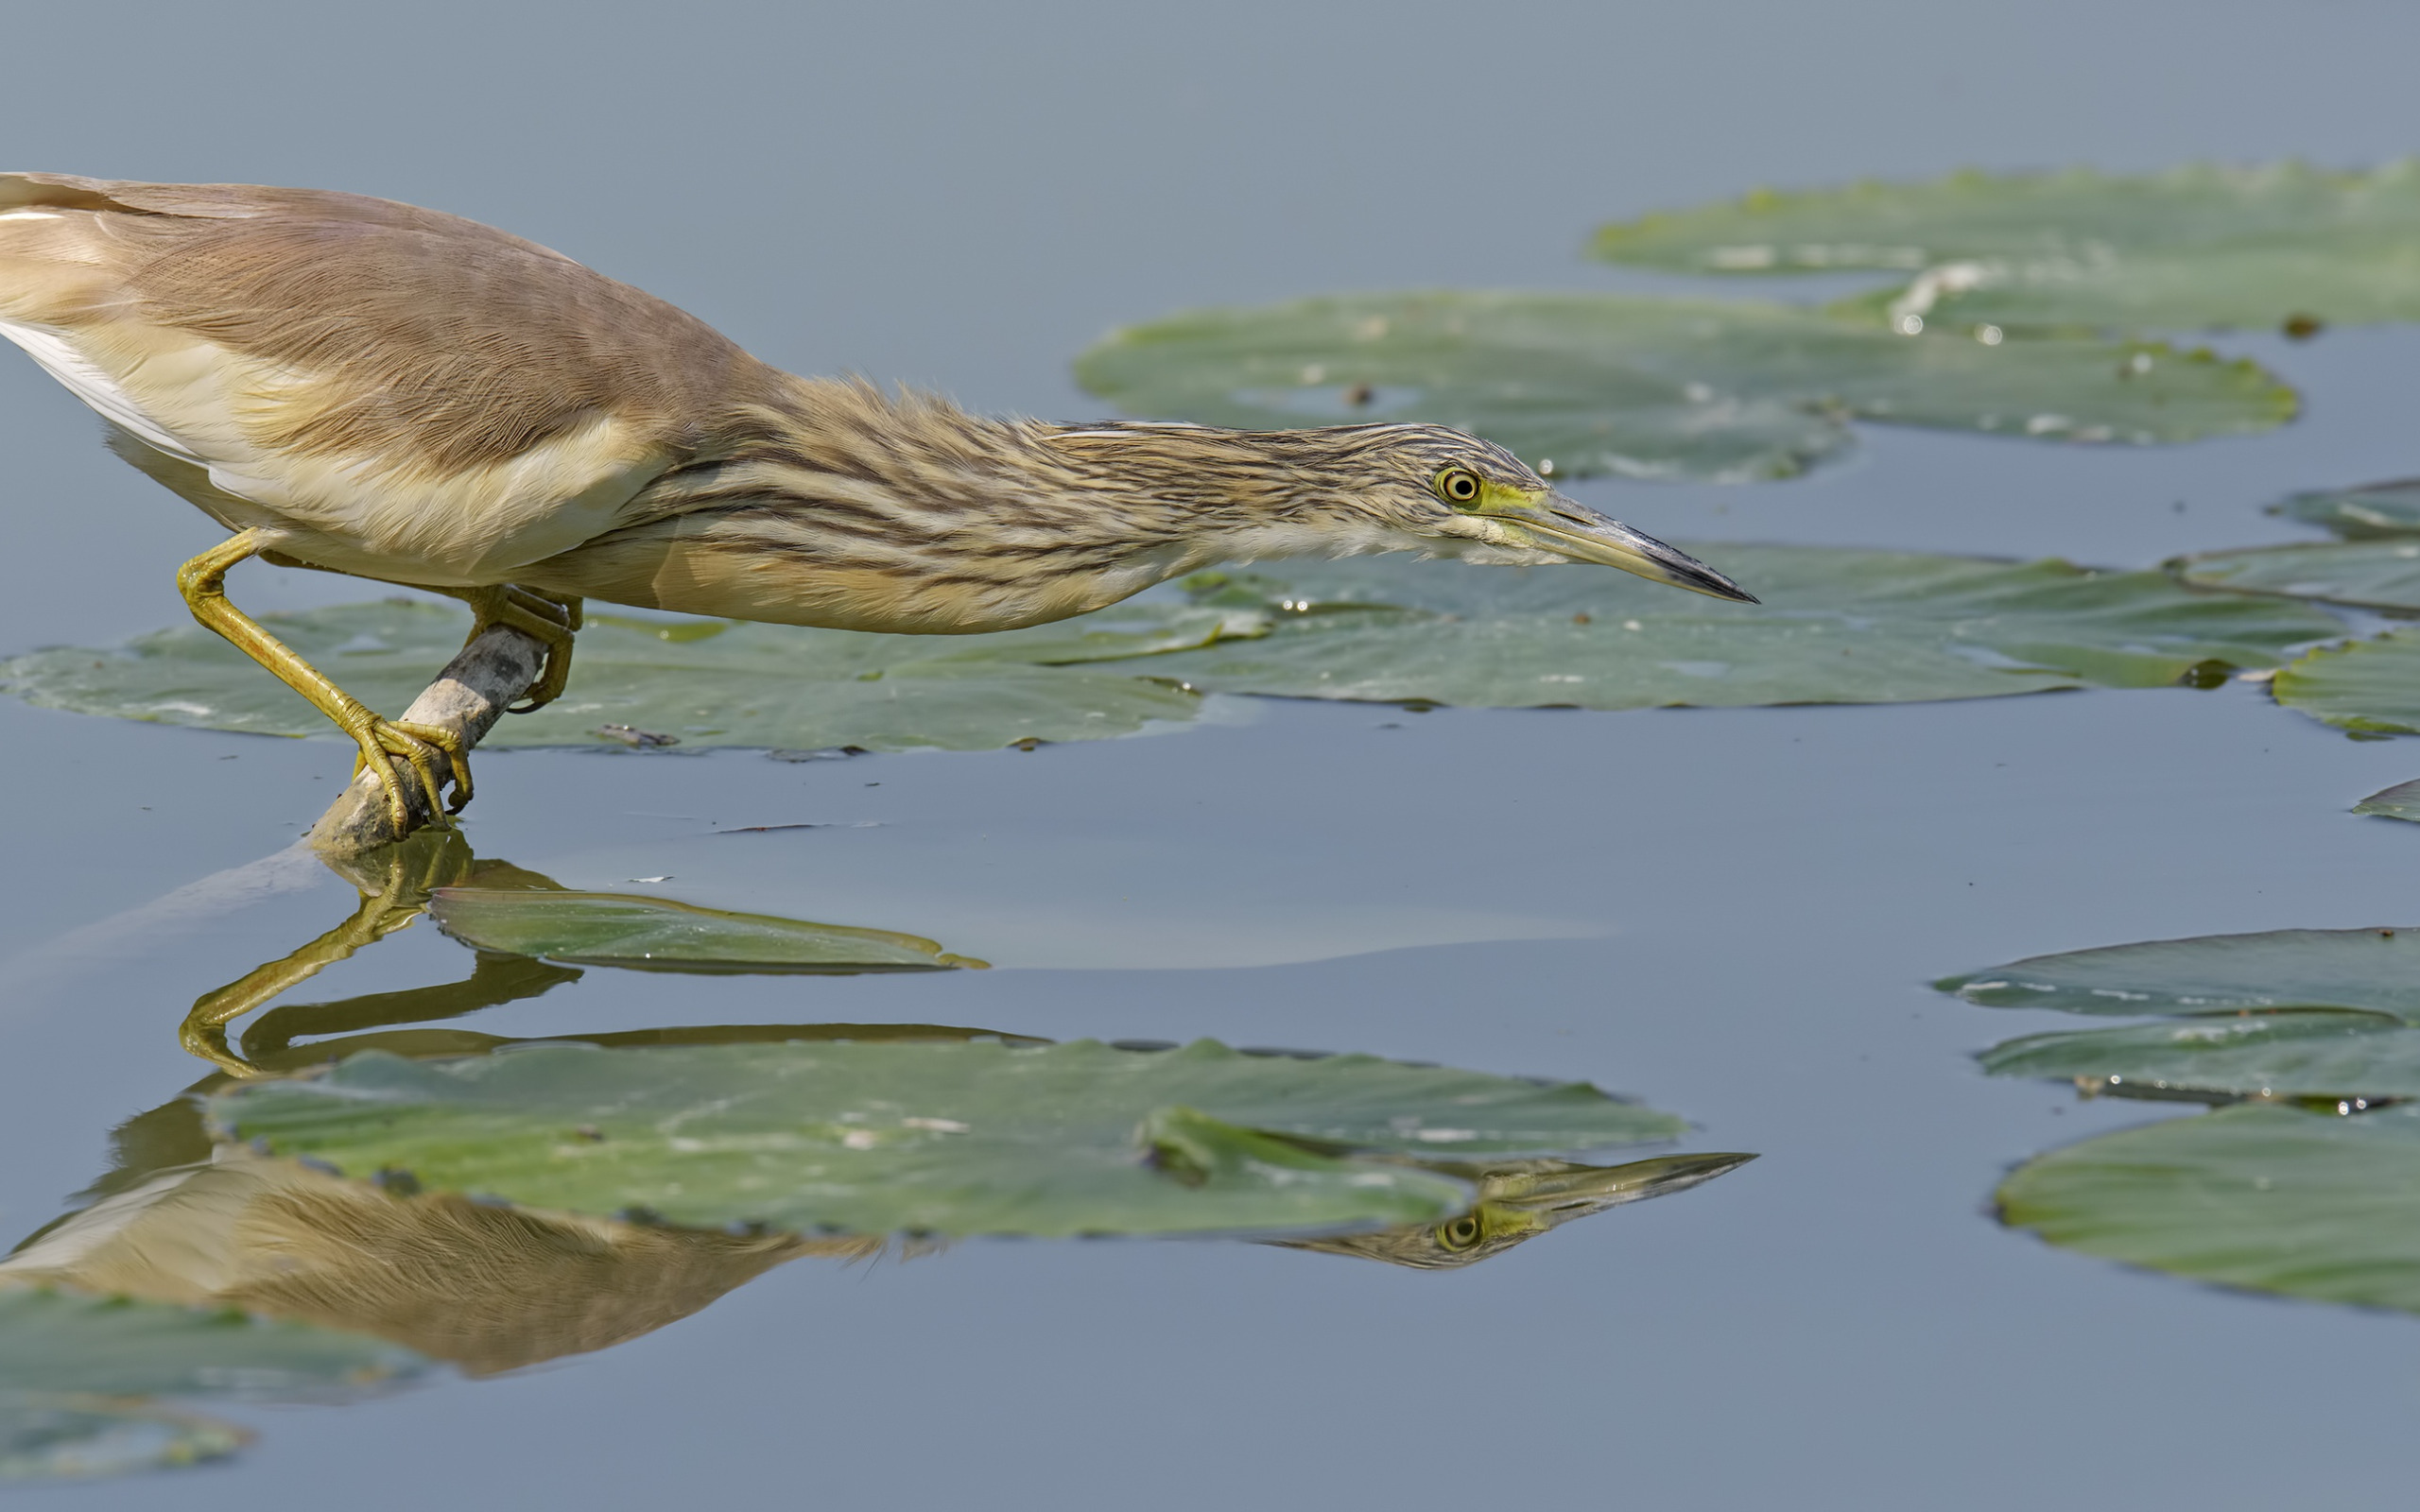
1434,468,1484,507
1436,1212,1486,1251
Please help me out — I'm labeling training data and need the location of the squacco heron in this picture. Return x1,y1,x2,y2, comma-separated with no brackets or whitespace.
0,172,1753,823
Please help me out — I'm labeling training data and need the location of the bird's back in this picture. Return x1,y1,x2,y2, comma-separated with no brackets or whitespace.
0,172,790,583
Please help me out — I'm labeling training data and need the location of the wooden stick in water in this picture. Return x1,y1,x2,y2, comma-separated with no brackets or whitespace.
306,626,548,859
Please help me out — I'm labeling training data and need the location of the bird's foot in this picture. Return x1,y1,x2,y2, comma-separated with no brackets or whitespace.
458,586,583,713
344,713,474,828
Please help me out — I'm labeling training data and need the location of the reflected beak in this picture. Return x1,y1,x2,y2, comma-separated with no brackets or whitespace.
1480,1152,1758,1216
1495,493,1758,603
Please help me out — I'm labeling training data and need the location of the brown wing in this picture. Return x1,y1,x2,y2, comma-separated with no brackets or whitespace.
0,171,783,478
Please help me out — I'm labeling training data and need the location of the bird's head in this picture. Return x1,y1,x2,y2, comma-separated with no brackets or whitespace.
1315,423,1756,601
1270,1151,1757,1270
1046,420,1755,605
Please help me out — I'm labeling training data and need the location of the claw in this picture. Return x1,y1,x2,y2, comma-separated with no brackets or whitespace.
346,713,472,828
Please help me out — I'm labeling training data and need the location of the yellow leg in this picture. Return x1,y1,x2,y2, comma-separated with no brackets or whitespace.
430,584,584,713
178,529,472,828
179,831,475,1074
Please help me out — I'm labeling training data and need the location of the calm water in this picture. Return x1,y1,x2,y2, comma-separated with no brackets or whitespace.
7,3,2420,1505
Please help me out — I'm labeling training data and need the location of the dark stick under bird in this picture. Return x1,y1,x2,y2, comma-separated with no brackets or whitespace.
0,172,1754,825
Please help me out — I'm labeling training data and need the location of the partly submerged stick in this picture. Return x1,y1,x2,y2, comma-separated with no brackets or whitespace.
306,625,547,858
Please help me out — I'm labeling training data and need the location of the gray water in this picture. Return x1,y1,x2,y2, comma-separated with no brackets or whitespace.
7,2,2420,1505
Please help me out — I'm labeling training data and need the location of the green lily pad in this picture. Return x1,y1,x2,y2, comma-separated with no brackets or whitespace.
2355,778,2420,821
0,1283,417,1480
2269,479,2420,538
1138,548,2340,710
1998,1102,2420,1313
1942,926,2420,1020
1978,1012,2420,1101
1592,162,2420,334
0,1285,419,1400
1071,290,2291,482
1953,927,2420,1102
0,1399,248,1483
2273,627,2420,735
427,888,988,973
0,598,1250,751
2173,540,2420,611
207,1040,1685,1240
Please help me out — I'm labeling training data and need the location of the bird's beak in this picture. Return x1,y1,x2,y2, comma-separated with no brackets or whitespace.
1491,492,1758,603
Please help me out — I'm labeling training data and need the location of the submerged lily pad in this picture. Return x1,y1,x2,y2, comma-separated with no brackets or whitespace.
1592,162,2420,334
0,1398,248,1483
1942,927,2420,1020
208,1040,1685,1240
427,889,988,973
2269,479,2420,539
1998,1103,2420,1314
2273,627,2420,735
1142,548,2339,710
0,1285,416,1484
2173,540,2420,611
0,598,1246,751
1072,290,2290,481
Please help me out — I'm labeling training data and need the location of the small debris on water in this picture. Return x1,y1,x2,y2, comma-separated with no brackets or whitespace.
629,875,673,883
2282,312,2325,340
715,820,886,834
1340,382,1374,407
1572,612,1593,625
767,746,868,762
596,724,680,747
1010,737,1045,751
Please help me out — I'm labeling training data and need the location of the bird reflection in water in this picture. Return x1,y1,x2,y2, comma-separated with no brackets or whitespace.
5,831,1752,1390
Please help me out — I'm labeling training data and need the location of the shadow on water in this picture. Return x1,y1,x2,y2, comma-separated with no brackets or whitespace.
0,833,1751,1483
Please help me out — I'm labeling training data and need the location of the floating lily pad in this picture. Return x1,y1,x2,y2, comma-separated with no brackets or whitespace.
2355,778,2420,821
1952,927,2420,1103
1941,927,2420,1020
2273,627,2420,735
428,888,988,973
2269,479,2420,538
0,1284,416,1483
1979,1012,2420,1101
1072,290,2291,481
208,1040,1685,1240
1998,1102,2420,1314
1140,548,2340,710
1592,162,2420,334
2173,540,2420,611
0,598,1249,751
0,1285,419,1400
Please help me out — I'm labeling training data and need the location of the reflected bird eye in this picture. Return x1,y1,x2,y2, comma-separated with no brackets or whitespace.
1436,1213,1486,1250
